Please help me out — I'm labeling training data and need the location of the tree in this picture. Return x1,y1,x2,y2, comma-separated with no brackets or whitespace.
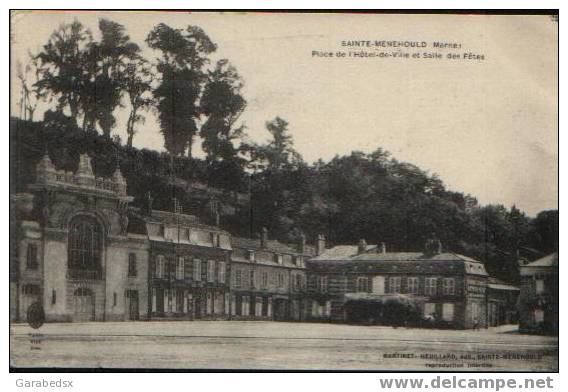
200,59,247,162
147,23,216,156
34,20,93,127
123,58,153,147
87,18,141,137
34,18,141,136
528,210,558,253
253,117,303,171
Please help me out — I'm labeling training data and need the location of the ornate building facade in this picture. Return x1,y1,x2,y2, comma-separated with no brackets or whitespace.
10,153,519,330
11,153,148,322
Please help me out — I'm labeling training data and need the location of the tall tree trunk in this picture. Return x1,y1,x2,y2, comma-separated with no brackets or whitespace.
127,133,134,148
187,137,193,159
81,114,88,132
126,109,136,147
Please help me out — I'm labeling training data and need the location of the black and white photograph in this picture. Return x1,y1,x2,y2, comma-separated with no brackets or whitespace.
8,10,558,372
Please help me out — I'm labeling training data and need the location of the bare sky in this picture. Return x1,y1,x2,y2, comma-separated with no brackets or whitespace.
11,11,558,216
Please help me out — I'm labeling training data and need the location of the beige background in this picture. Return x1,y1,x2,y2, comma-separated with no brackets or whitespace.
10,11,558,216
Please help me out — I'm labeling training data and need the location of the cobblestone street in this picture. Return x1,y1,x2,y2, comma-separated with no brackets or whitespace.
10,321,558,371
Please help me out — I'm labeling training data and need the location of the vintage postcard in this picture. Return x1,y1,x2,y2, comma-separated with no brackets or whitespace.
9,10,558,371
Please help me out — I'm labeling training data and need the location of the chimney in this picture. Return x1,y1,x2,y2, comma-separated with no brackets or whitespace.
517,257,530,266
316,234,326,256
298,232,306,254
379,242,387,254
357,238,367,255
260,227,268,248
424,235,442,255
145,191,154,216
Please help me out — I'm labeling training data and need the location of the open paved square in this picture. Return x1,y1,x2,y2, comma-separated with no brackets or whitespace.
10,321,558,371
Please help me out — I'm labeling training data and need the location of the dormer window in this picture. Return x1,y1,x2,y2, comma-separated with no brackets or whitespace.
210,233,220,247
247,250,255,262
164,226,176,241
273,254,283,265
293,255,303,266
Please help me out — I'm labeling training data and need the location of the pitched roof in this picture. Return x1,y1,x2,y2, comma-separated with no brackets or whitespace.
309,245,379,260
524,252,558,268
232,236,311,256
487,277,519,291
308,246,488,276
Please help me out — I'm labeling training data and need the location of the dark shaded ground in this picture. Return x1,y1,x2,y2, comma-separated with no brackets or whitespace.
10,321,558,371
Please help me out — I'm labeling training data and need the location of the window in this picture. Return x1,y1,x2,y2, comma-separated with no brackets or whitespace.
211,233,220,247
235,269,242,288
407,277,419,294
357,277,369,292
176,290,184,313
424,302,436,318
224,293,230,315
534,309,545,323
22,284,41,296
68,215,102,270
193,259,201,281
26,243,38,270
155,255,165,278
278,272,285,288
207,260,216,282
113,292,117,306
128,253,137,277
51,289,56,305
247,251,255,262
312,300,320,317
442,303,454,321
176,257,185,280
425,277,437,296
218,262,226,283
318,276,328,293
535,279,545,294
295,274,302,291
443,278,455,295
262,271,268,288
255,297,262,316
471,301,481,323
164,226,176,241
389,277,402,293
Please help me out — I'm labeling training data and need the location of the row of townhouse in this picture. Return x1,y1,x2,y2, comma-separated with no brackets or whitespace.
304,240,519,329
10,153,520,329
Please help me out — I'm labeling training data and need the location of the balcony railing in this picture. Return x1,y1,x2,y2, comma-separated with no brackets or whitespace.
66,269,102,281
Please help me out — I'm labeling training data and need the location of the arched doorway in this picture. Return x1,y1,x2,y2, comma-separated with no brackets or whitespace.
73,287,95,321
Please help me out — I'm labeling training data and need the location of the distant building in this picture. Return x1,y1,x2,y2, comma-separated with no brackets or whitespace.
518,252,559,334
9,152,521,331
306,238,517,329
230,229,315,321
128,209,232,320
486,277,519,326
